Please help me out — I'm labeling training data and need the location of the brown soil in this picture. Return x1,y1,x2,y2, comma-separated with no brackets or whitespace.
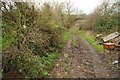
49,23,119,78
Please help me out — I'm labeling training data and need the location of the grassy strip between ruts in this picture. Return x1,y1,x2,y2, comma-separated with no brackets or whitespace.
61,30,71,48
72,34,76,46
78,30,104,52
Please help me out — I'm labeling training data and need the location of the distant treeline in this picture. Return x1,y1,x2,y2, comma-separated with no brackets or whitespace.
80,1,119,34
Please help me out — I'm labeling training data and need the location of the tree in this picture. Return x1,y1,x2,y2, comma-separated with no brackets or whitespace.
85,1,118,34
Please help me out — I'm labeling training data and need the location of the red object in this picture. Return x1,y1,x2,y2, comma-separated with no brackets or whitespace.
103,43,115,49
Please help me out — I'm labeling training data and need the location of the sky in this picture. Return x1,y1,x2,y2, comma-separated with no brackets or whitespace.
1,0,100,14
2,0,117,14
34,0,101,14
67,0,101,14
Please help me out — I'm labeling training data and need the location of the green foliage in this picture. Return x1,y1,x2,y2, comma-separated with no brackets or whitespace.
85,1,118,34
2,1,75,78
93,15,118,34
12,52,59,78
0,36,2,51
2,31,16,49
2,23,17,49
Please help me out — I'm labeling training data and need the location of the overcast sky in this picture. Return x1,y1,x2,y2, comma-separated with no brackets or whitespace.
33,0,101,14
2,0,117,14
70,0,101,14
1,0,100,14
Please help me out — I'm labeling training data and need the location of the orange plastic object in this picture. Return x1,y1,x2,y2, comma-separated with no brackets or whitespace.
103,43,115,49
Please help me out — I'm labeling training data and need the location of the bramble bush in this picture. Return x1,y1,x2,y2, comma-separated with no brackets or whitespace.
2,1,76,78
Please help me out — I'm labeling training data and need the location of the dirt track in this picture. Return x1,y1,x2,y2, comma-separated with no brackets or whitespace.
49,23,119,78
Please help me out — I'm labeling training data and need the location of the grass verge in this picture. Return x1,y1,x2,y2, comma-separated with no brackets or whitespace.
78,30,104,52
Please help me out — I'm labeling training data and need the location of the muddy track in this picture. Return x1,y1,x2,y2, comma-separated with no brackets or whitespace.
77,35,109,78
49,24,110,78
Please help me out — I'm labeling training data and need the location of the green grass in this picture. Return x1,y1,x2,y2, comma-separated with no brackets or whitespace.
78,30,104,52
63,31,71,43
2,31,16,50
72,35,76,46
60,30,71,48
40,52,59,77
14,52,59,78
2,35,15,49
2,23,17,50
